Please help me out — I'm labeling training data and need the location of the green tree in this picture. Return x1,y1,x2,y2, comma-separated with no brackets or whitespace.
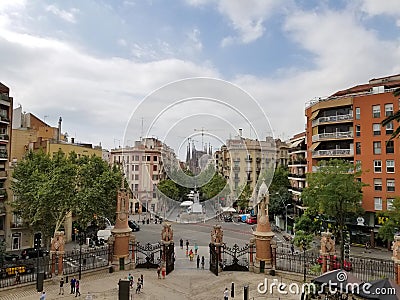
301,159,364,266
378,197,400,244
381,88,400,139
157,179,181,201
11,150,122,243
237,183,253,209
0,239,5,267
200,171,228,200
268,166,291,218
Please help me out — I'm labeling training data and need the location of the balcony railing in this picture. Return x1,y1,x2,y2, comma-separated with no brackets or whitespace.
0,116,9,123
11,223,25,229
0,134,9,141
0,170,7,178
0,188,6,198
233,166,240,172
290,186,304,192
0,150,7,159
245,157,252,162
0,94,10,102
288,159,307,165
289,173,306,179
312,149,354,157
312,131,353,142
312,114,353,126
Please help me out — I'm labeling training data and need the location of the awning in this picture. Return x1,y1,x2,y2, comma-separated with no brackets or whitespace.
290,139,302,148
310,142,320,151
310,110,319,120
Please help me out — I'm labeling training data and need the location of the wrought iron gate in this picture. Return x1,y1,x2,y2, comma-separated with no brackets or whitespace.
222,243,249,271
209,243,219,276
164,242,175,275
135,242,161,269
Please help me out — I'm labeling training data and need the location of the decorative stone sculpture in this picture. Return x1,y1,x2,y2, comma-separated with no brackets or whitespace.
211,225,224,245
161,222,173,243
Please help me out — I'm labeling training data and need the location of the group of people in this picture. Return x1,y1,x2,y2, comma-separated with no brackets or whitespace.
68,277,81,297
128,273,144,294
179,238,205,269
157,265,166,279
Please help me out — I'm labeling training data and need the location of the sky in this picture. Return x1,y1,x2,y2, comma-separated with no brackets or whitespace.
1,0,400,160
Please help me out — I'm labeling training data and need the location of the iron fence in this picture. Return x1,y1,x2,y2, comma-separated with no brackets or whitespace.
63,245,110,276
275,248,321,276
348,255,394,281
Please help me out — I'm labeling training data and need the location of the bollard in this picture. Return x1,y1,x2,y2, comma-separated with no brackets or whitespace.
118,279,130,300
231,282,235,298
243,285,249,300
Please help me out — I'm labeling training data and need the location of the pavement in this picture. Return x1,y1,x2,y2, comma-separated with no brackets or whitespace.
0,245,305,300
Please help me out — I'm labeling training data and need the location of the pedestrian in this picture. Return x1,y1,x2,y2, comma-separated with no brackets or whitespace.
59,277,64,295
15,271,20,284
161,266,166,279
224,287,229,300
39,291,46,300
135,280,142,294
140,274,144,288
194,243,199,255
180,238,183,249
128,273,133,288
186,240,189,251
189,249,194,261
70,277,76,294
157,266,161,279
197,255,200,269
85,292,93,300
75,280,81,297
201,256,205,269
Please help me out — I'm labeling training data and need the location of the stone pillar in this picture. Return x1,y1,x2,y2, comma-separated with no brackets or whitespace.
320,231,335,273
271,239,277,270
111,186,133,270
392,235,400,285
50,231,65,276
249,237,255,272
211,225,224,272
129,234,136,269
252,186,275,274
161,222,173,267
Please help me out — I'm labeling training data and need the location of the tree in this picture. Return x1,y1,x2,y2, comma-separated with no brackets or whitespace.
381,88,400,140
157,179,181,201
293,230,314,281
11,150,122,243
268,166,291,218
301,159,364,266
378,197,400,245
200,171,228,201
237,183,253,209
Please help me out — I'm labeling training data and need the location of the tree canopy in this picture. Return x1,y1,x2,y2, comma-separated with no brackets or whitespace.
11,150,122,242
378,197,400,243
267,166,291,218
301,159,364,264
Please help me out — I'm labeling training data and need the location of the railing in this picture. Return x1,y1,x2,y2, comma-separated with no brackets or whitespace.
10,222,24,228
0,94,10,102
290,186,304,192
0,171,6,178
312,149,353,157
0,116,9,123
289,173,306,179
288,159,307,165
312,114,353,126
232,166,240,172
0,150,7,159
0,189,6,197
312,131,353,142
0,134,8,141
63,245,110,276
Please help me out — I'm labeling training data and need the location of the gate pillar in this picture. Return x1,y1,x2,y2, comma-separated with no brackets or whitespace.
211,225,224,274
320,231,335,273
249,238,255,272
392,235,400,285
161,222,174,275
50,231,65,276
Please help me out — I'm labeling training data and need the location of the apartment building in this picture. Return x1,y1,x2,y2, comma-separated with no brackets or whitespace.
305,74,400,245
215,132,277,206
0,83,13,250
110,137,176,217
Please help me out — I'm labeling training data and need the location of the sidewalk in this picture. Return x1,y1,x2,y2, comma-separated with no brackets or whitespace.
0,246,303,300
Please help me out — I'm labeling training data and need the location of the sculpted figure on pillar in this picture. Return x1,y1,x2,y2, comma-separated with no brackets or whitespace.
392,236,400,261
211,225,223,244
320,232,335,255
51,231,65,252
161,222,173,242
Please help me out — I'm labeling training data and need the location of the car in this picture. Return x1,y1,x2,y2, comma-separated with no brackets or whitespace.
4,253,19,262
0,264,35,278
316,255,352,271
128,220,140,232
224,215,233,222
246,216,257,225
20,248,49,260
97,229,112,242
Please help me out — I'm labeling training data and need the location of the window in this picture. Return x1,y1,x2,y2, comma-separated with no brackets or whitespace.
356,160,361,171
386,140,394,154
356,125,361,137
386,160,395,173
152,174,158,181
135,174,139,180
387,198,394,210
373,124,381,136
386,122,394,135
153,156,158,161
374,197,382,210
374,160,382,173
372,105,380,118
147,156,151,161
134,165,139,171
153,165,157,171
387,179,395,192
356,142,361,155
134,184,139,191
135,155,139,161
385,103,394,117
373,141,381,154
374,178,382,191
355,107,361,120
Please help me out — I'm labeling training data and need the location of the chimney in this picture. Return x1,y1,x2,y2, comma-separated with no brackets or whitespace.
58,117,62,143
239,128,243,137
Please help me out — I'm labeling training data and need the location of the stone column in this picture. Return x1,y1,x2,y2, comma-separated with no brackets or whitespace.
320,231,335,273
50,231,65,276
211,225,224,272
392,235,400,285
249,237,255,272
161,222,174,267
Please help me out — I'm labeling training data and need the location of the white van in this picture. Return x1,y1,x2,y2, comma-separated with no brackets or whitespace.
97,229,112,241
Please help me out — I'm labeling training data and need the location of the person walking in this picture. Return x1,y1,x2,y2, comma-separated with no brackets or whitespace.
197,255,200,269
180,238,183,249
59,277,64,295
75,280,81,297
161,266,166,279
185,240,189,251
201,256,205,269
189,249,194,261
194,243,199,256
224,287,229,300
39,291,46,300
128,273,133,288
140,274,144,288
135,280,142,294
70,277,76,294
157,266,161,279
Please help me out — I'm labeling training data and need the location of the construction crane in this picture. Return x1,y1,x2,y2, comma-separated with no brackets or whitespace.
193,128,214,150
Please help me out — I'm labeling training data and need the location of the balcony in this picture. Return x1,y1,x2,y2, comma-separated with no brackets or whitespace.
0,150,7,159
246,167,252,173
233,166,240,172
11,222,25,229
288,159,307,166
0,134,9,141
312,149,354,158
0,188,6,198
289,173,306,179
0,203,5,215
290,186,304,192
0,115,9,123
312,131,353,142
312,114,353,126
0,94,10,106
245,157,252,162
0,170,7,178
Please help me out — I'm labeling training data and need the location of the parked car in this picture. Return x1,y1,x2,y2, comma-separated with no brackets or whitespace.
0,263,34,278
246,216,257,225
3,253,19,262
128,220,140,232
224,215,233,222
20,248,49,260
316,255,352,271
97,229,112,242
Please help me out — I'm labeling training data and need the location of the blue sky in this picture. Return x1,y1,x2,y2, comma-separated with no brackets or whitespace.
0,0,400,158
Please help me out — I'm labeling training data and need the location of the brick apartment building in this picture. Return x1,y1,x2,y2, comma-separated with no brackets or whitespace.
305,74,400,245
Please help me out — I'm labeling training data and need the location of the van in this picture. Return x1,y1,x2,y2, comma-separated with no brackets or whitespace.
97,229,112,241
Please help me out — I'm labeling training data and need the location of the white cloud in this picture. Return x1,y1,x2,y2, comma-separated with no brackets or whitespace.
187,28,203,51
360,0,400,17
45,4,79,23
